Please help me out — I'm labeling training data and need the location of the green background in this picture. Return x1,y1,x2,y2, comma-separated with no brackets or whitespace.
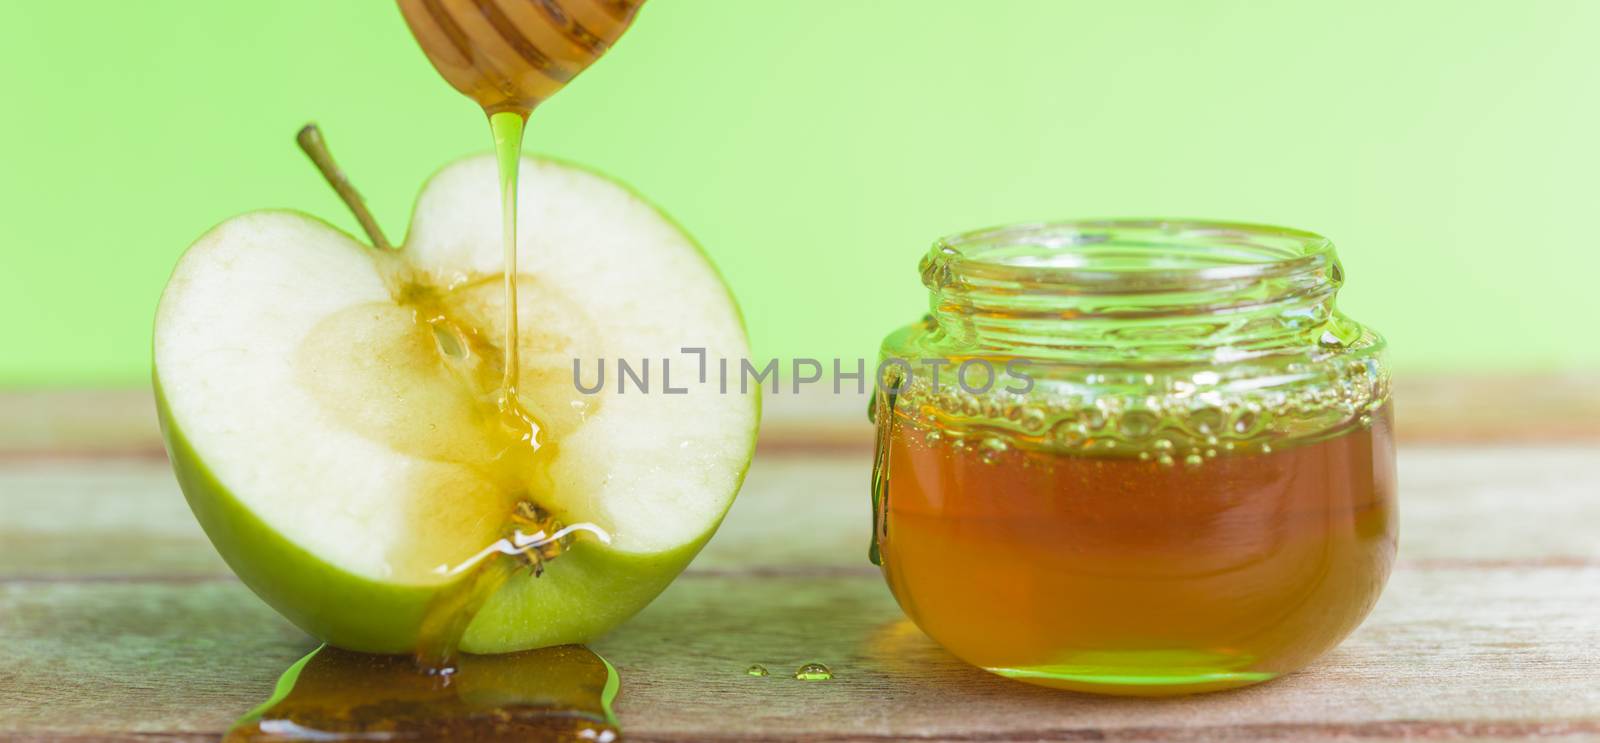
2,1,1596,386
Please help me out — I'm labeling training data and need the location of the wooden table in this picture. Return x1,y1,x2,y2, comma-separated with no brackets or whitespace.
3,382,1598,742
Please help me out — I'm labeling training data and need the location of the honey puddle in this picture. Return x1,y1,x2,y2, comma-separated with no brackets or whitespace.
226,645,620,743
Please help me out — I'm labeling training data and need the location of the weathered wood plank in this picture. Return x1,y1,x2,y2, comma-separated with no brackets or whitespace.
1,566,1596,741
3,446,1597,580
1395,446,1600,564
0,580,309,738
0,390,162,457
0,460,225,577
598,567,1600,742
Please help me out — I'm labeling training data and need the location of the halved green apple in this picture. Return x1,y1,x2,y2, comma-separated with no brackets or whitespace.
154,152,757,654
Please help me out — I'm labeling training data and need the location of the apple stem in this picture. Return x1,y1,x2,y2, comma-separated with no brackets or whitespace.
296,123,394,251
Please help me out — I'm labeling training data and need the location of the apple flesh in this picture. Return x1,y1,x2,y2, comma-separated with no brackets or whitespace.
154,154,757,654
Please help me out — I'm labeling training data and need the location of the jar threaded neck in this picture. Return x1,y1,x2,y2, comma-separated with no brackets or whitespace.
922,219,1350,363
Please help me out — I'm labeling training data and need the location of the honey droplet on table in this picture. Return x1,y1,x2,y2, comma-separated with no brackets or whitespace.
793,662,834,681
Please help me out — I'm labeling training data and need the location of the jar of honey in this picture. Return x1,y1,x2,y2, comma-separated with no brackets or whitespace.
870,220,1396,696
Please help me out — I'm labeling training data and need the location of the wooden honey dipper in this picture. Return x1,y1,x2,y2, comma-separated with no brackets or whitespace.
399,0,646,117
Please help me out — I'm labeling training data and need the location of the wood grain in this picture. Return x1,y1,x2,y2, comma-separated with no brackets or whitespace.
5,447,1598,580
3,568,1597,741
1,388,1598,741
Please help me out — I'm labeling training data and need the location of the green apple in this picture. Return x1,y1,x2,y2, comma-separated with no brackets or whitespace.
154,142,758,654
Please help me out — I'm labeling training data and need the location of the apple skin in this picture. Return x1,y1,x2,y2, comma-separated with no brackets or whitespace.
157,369,741,656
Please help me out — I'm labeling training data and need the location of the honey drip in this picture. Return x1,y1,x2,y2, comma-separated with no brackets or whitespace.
394,0,645,671
239,5,646,734
284,120,617,734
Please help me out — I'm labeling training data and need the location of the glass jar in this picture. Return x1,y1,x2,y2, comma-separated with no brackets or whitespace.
870,220,1396,696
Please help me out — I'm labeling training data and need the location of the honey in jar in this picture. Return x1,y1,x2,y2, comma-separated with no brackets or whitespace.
871,220,1396,695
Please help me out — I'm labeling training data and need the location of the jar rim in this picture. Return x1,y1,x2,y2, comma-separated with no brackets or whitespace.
928,219,1337,294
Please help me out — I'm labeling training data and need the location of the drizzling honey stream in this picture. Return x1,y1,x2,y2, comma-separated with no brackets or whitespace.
397,0,645,672
227,3,647,740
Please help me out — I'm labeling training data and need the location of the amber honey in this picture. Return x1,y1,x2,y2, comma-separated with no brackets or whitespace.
880,404,1396,695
